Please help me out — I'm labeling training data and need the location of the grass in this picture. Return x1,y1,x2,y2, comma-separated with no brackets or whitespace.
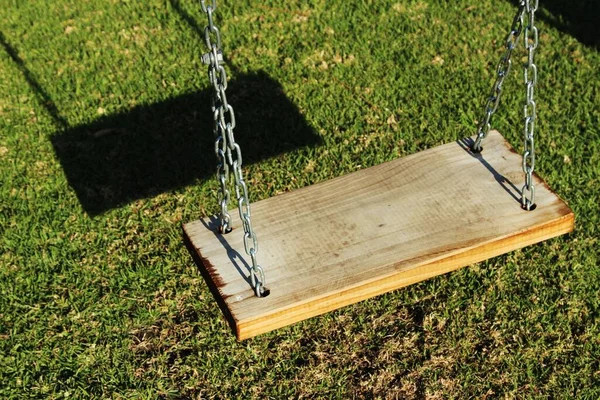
0,0,598,398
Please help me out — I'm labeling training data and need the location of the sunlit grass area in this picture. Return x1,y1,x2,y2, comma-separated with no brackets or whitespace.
1,0,598,397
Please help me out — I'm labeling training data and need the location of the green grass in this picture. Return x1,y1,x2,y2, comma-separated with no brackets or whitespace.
1,0,598,398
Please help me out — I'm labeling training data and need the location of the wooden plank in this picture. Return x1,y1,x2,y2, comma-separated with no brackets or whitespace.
183,130,574,340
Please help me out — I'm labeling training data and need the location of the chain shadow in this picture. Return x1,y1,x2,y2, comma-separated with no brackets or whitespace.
456,137,521,204
196,216,271,297
202,215,252,287
183,215,271,330
169,0,206,48
0,31,68,130
51,71,321,215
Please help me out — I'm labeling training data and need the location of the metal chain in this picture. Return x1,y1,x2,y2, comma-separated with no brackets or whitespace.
200,0,267,297
521,0,538,210
472,2,525,152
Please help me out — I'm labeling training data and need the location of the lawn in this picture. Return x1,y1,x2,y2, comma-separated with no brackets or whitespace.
1,0,598,398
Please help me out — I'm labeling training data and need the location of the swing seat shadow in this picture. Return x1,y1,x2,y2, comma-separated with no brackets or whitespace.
51,71,321,215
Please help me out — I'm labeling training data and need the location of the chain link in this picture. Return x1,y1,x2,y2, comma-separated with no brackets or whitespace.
201,0,268,297
472,0,539,211
472,2,525,152
521,0,538,210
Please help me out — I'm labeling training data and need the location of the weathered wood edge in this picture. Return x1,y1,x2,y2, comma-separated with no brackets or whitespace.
235,211,574,340
182,226,241,338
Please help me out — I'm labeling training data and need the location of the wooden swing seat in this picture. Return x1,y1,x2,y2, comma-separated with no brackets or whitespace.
183,131,574,340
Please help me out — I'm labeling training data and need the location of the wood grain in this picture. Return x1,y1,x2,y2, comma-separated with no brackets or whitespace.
183,131,574,340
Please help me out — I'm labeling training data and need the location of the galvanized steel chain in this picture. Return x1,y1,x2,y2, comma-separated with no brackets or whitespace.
200,0,268,297
521,0,538,210
472,1,525,152
472,0,540,211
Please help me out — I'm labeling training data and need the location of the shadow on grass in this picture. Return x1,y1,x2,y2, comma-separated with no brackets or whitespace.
1,23,320,216
50,71,321,215
507,0,599,48
0,30,68,130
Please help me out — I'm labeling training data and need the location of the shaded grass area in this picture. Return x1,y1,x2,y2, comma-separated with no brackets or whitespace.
0,0,598,398
51,71,320,215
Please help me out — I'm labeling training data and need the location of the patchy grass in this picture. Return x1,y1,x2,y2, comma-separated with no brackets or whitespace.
1,0,598,398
